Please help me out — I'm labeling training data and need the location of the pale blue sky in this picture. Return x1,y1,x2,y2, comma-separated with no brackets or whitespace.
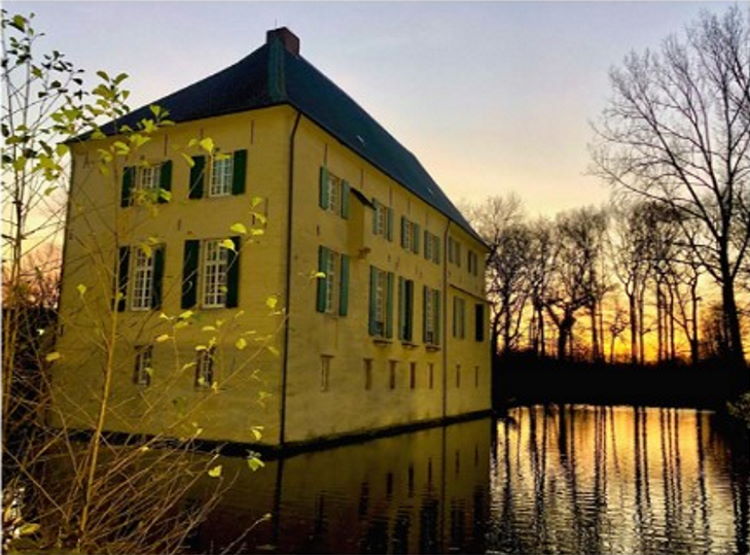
8,1,735,215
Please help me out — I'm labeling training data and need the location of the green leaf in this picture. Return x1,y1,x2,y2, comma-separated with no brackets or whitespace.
45,352,61,362
96,70,110,82
43,186,56,196
207,465,222,478
235,337,247,350
230,222,247,235
55,143,68,157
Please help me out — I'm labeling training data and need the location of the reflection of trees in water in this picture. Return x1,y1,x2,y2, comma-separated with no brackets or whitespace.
491,405,748,555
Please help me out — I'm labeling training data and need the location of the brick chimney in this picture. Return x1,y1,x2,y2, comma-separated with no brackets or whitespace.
266,27,300,55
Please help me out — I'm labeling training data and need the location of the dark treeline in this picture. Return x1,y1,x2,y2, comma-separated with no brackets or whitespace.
465,6,750,395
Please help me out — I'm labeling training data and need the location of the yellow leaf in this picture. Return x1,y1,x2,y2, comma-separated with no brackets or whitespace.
155,334,170,343
220,238,236,251
199,137,215,154
267,346,280,357
201,325,216,332
181,152,195,167
179,310,194,320
17,523,40,537
265,296,278,310
314,271,326,279
207,465,222,478
230,222,247,234
235,337,247,350
250,196,263,208
250,426,263,441
76,283,87,296
195,345,207,351
45,352,61,362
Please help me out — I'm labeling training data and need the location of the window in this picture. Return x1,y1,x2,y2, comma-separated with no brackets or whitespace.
364,359,373,390
467,251,479,276
202,240,230,308
321,356,331,392
137,164,161,193
400,217,420,254
319,167,349,217
369,267,393,338
398,277,415,342
475,304,485,342
209,156,234,197
373,200,391,238
195,347,215,388
423,287,441,346
423,231,440,264
131,247,155,310
409,362,416,389
389,360,397,389
317,247,350,316
133,345,153,386
453,296,466,339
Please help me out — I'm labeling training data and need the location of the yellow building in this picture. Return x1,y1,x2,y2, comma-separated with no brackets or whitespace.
53,28,490,447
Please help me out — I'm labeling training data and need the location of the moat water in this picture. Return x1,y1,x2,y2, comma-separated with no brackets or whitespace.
187,405,750,554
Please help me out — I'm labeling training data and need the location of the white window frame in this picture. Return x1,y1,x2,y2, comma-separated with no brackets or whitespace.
209,156,234,197
201,239,229,308
403,220,413,251
133,345,153,386
374,269,388,336
137,164,161,193
130,247,155,311
324,250,338,314
326,173,341,213
195,347,215,388
375,203,387,236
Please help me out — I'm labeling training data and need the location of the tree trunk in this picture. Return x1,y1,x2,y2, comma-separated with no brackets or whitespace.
628,292,637,365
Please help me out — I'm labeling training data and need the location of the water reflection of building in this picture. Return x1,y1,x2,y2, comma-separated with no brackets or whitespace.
187,418,492,553
490,405,749,555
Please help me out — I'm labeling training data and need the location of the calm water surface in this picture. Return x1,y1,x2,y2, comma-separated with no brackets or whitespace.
188,406,749,554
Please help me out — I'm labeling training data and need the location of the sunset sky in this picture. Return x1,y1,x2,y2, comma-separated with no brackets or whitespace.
9,1,733,217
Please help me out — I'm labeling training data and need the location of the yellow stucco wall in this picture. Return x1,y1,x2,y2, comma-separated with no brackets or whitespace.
52,104,490,446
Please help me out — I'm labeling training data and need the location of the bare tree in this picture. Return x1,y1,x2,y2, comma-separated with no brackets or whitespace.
592,6,750,379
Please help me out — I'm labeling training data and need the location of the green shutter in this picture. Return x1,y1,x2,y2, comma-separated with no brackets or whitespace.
372,200,379,234
158,161,172,204
400,217,407,248
433,290,441,345
386,207,394,241
189,156,205,199
368,266,378,335
385,272,394,339
422,286,429,343
405,280,413,342
341,180,350,219
225,236,241,308
121,166,135,207
434,236,441,264
151,245,165,309
181,240,200,308
424,231,430,259
116,246,130,312
316,246,328,313
413,224,420,254
232,150,247,195
319,167,329,209
397,276,405,340
339,254,349,316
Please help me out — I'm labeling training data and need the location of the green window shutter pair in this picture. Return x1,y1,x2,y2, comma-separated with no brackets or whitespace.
434,236,441,264
158,161,172,204
115,246,130,312
404,280,413,341
151,246,166,309
397,277,405,340
181,238,240,308
368,266,378,335
424,230,430,260
189,151,246,198
319,167,329,209
339,254,349,316
422,286,429,343
340,180,350,219
121,166,136,207
412,223,420,254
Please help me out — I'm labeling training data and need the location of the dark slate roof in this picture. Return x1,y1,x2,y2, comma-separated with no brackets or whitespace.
95,34,483,243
